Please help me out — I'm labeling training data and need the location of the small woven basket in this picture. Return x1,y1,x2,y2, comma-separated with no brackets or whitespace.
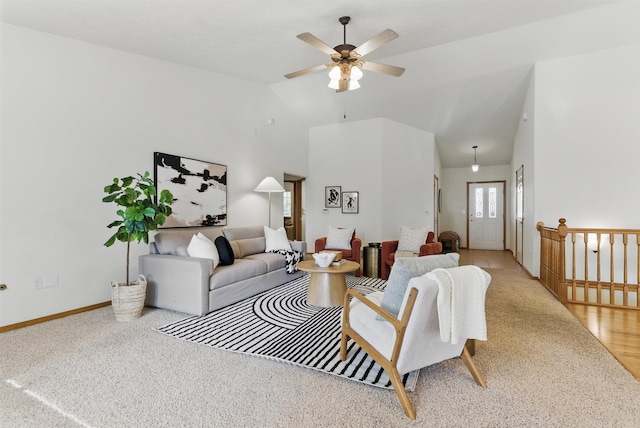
111,275,147,322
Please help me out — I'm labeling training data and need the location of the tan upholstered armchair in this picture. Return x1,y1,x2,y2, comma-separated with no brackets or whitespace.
340,266,491,419
381,231,442,280
315,228,362,277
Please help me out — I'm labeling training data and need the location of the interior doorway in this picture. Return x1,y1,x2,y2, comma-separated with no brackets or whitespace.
515,166,524,265
467,181,505,250
434,175,440,238
284,173,305,241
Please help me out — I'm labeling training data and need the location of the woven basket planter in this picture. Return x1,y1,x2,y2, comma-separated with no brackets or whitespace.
111,275,147,322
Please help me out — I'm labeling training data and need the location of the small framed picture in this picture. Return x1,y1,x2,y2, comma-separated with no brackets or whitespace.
325,186,341,208
342,191,359,214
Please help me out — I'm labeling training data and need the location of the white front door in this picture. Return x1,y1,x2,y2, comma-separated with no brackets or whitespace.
468,182,505,250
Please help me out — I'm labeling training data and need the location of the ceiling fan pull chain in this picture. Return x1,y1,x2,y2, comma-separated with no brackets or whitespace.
343,95,347,119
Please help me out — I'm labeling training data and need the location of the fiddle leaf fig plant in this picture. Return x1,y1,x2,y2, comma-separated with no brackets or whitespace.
103,171,173,285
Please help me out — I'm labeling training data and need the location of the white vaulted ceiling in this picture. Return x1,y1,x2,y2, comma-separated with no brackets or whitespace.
2,0,639,167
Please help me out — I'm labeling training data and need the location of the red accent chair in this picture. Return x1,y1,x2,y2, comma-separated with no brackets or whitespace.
315,234,362,277
380,231,442,280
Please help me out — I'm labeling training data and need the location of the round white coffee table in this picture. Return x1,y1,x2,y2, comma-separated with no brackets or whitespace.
297,260,360,307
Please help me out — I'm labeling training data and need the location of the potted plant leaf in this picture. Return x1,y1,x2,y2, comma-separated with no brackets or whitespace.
103,171,173,321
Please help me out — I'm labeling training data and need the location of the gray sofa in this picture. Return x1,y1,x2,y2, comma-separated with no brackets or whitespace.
139,225,307,316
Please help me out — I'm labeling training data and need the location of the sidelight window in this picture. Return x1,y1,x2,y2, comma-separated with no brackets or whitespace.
489,187,497,218
475,188,483,218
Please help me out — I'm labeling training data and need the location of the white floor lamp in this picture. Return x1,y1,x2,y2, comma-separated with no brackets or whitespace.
254,176,285,228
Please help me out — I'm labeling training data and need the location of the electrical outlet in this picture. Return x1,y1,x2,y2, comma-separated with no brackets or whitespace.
34,278,43,289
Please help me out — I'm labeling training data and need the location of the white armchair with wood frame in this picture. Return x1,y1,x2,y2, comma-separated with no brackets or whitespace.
340,267,490,420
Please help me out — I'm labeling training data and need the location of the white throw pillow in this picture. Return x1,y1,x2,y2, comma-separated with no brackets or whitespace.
187,233,220,269
397,226,429,253
264,226,292,252
325,226,354,250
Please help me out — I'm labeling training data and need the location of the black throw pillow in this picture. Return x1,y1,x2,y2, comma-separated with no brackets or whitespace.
215,236,235,266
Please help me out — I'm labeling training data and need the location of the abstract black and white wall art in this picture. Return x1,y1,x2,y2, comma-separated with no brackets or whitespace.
342,191,359,214
325,186,341,208
154,152,227,227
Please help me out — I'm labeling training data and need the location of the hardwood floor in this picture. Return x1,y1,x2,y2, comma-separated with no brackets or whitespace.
566,304,640,380
458,249,640,381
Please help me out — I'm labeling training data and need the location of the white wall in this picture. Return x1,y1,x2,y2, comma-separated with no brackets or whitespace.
534,43,640,228
511,69,536,273
512,43,640,277
440,165,512,248
380,119,437,240
306,118,436,249
0,24,309,326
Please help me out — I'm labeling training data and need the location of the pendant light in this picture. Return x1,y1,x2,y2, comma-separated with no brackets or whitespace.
471,145,479,172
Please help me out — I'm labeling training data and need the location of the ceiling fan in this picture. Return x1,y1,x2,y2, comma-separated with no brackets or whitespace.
284,16,405,92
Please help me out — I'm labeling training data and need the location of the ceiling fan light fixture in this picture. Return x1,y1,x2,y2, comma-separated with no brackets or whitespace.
348,80,361,90
350,66,363,81
328,66,341,80
328,64,362,91
328,78,360,91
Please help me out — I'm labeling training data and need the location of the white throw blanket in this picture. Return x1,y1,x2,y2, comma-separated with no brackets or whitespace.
425,266,491,344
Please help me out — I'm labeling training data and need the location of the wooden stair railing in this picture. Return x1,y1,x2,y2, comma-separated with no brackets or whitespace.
536,219,568,303
537,219,640,310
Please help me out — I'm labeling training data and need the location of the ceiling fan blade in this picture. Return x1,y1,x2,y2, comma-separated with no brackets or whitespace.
337,79,348,93
284,64,328,79
354,29,398,57
361,61,405,77
297,33,338,56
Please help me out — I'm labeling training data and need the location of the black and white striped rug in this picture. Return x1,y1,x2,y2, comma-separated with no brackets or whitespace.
155,274,419,391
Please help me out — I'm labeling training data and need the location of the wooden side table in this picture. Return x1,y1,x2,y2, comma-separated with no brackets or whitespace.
297,260,360,307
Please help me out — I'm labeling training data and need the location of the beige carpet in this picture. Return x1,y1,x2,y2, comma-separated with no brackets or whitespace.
2,268,639,427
